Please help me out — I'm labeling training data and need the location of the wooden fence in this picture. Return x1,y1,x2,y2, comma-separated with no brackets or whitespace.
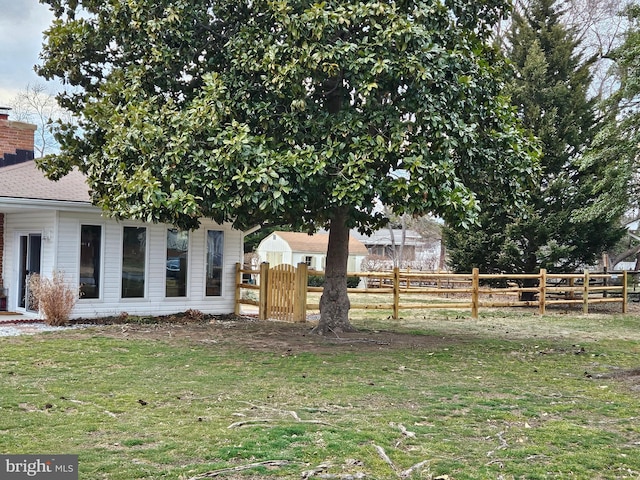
235,263,629,321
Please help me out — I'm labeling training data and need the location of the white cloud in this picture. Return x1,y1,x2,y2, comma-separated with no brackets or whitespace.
0,0,58,106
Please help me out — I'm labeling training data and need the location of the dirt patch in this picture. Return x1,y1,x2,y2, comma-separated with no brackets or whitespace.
595,368,640,392
57,311,640,393
60,313,468,354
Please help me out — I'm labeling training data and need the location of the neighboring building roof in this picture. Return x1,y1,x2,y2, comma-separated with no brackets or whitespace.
0,160,90,203
613,261,636,271
275,231,369,255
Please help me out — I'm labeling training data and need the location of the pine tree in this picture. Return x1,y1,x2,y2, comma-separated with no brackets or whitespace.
445,0,625,278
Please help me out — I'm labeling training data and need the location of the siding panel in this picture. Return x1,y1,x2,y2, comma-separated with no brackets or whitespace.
15,211,243,318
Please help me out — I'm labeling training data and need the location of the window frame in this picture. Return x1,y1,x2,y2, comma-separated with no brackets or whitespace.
121,226,148,300
165,228,190,298
205,230,224,297
78,223,103,301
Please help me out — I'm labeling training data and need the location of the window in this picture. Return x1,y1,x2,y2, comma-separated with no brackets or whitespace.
305,256,312,267
122,227,146,298
166,229,188,297
206,231,224,296
80,225,101,299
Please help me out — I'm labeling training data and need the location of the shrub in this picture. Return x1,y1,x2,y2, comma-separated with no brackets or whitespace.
28,272,78,326
307,275,361,288
308,275,325,287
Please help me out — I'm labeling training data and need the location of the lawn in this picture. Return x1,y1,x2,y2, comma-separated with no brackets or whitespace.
1,308,639,479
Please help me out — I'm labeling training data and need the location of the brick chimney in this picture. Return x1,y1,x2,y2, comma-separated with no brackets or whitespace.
0,107,37,168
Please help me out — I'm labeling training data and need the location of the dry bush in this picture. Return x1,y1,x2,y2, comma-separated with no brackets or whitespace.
28,272,78,326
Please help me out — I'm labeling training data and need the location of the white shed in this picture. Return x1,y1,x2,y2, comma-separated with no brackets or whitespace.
256,231,368,273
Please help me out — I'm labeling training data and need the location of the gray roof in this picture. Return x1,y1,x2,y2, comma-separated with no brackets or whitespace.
0,160,90,203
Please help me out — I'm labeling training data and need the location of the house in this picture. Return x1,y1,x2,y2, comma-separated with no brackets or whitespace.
350,228,443,270
0,108,244,318
350,228,424,260
256,231,368,273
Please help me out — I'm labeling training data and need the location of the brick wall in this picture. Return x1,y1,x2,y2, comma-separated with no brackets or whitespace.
0,114,36,167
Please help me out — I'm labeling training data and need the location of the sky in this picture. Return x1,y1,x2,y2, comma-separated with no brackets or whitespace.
0,0,58,107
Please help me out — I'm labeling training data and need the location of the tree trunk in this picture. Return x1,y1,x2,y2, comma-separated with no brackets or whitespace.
313,207,356,335
520,253,538,302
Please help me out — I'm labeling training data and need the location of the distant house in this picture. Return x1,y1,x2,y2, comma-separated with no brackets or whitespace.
256,231,368,273
0,109,244,318
350,228,442,269
350,228,425,260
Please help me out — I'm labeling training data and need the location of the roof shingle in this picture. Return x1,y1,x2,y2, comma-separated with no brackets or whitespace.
0,160,90,203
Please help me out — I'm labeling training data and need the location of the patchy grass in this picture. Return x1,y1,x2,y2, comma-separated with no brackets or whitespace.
1,310,639,479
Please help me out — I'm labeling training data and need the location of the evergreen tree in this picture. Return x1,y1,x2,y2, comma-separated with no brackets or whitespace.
445,0,625,277
578,4,639,242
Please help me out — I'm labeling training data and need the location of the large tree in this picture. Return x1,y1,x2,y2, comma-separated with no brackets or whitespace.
582,3,640,266
37,0,536,333
10,83,70,157
446,0,626,278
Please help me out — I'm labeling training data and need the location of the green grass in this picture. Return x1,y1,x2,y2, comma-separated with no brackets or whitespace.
1,310,640,479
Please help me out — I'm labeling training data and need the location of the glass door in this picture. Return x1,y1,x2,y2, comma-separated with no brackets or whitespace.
18,233,42,311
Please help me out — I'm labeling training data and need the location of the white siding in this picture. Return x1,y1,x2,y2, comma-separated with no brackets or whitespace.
3,210,244,319
291,253,325,270
3,211,57,312
59,214,242,317
256,233,292,266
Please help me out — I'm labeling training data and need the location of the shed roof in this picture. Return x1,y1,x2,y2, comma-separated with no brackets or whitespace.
275,231,369,255
0,160,90,203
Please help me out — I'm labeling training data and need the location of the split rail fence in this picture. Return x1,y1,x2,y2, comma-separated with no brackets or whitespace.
235,263,629,322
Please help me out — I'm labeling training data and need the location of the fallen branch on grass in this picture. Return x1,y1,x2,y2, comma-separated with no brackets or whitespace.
374,444,397,473
227,417,331,428
301,461,367,479
373,444,429,479
312,473,368,479
226,419,272,428
186,460,295,479
486,431,509,457
228,402,332,428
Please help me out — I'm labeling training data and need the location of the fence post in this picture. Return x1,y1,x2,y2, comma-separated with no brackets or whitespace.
294,263,308,322
583,269,590,314
539,268,546,315
623,270,628,314
471,268,479,319
393,267,400,320
234,263,242,316
259,262,269,320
